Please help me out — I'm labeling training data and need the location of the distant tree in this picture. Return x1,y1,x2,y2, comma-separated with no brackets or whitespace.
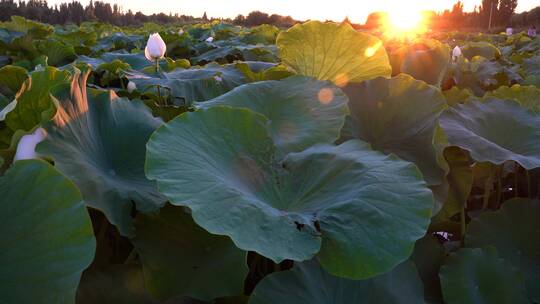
244,11,269,26
480,0,499,28
498,0,518,26
233,14,245,25
202,11,208,21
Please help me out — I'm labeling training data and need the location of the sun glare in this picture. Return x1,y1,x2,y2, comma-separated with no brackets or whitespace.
384,8,427,39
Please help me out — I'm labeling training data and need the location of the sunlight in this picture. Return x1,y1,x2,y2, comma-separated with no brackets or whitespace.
384,8,427,39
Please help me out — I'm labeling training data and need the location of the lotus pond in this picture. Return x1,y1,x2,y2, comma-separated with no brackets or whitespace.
1,16,540,304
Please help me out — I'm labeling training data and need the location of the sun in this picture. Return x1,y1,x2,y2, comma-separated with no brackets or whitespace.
384,8,427,38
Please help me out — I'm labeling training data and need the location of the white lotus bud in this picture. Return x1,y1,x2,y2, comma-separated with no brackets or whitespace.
14,128,47,162
213,75,223,82
127,81,137,93
206,36,214,43
452,46,462,61
178,29,184,35
506,27,513,36
145,33,166,61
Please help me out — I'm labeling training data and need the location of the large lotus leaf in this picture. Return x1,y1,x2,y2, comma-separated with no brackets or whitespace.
242,24,280,45
197,76,349,154
37,72,165,236
411,235,445,303
0,28,24,45
249,259,424,304
342,74,447,187
77,264,157,304
390,39,450,87
146,106,433,279
4,66,70,131
132,204,248,301
466,198,540,302
0,66,70,157
523,54,540,79
461,41,501,60
93,34,145,53
439,247,529,304
193,43,278,64
36,39,77,67
277,21,391,84
54,28,97,47
0,65,28,97
76,52,150,71
0,160,95,303
433,147,473,222
440,99,540,169
126,63,247,104
234,62,293,83
453,56,510,96
485,85,540,113
76,264,211,304
3,16,53,39
443,87,475,107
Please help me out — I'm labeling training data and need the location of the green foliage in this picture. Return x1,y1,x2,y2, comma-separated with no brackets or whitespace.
0,17,539,304
0,160,95,303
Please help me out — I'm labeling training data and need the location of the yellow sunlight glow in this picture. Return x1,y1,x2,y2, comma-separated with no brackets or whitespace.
384,8,427,39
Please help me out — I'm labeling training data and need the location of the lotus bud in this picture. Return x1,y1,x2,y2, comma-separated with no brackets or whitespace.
452,46,462,61
178,28,184,35
145,33,166,61
213,75,223,83
127,81,137,93
206,36,214,43
506,27,513,36
14,128,47,162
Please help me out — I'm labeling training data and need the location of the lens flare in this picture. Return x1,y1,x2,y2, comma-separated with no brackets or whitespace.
384,8,427,39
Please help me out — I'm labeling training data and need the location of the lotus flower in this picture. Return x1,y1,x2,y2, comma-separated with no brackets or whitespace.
213,75,223,83
178,28,184,35
127,81,137,93
14,128,47,162
145,33,166,61
452,46,462,61
506,27,513,36
205,36,214,43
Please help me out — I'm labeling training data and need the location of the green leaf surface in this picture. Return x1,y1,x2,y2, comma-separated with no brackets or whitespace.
146,107,433,279
37,72,165,236
133,204,248,302
440,99,540,170
0,160,95,304
466,198,540,302
0,65,28,96
249,260,425,304
439,247,529,304
77,264,158,304
411,235,446,303
36,39,77,67
461,42,501,60
390,39,450,87
484,85,540,113
198,76,349,154
342,74,447,187
126,63,247,104
433,147,472,222
277,21,391,84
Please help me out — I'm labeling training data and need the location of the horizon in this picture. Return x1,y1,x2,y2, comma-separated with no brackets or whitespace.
45,0,538,24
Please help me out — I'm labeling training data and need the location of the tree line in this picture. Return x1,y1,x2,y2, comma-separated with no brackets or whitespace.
433,0,539,30
0,0,298,27
0,0,537,30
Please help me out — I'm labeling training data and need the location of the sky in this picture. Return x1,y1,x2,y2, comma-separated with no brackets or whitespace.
46,0,539,23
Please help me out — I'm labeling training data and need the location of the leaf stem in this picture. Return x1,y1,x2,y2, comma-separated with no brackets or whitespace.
526,170,531,198
460,207,466,245
496,166,502,209
514,162,519,197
